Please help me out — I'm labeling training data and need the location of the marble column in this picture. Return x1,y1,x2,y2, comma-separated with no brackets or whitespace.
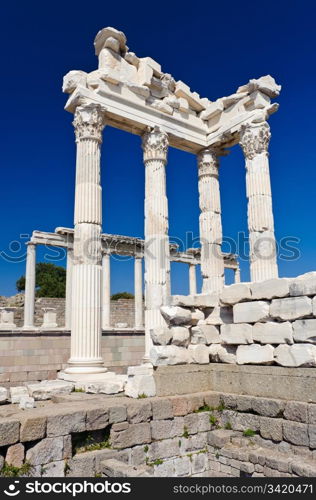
234,265,241,283
65,103,107,377
240,121,278,282
197,149,224,294
102,253,111,330
189,263,197,295
134,256,143,329
65,248,73,329
23,242,36,330
142,126,170,361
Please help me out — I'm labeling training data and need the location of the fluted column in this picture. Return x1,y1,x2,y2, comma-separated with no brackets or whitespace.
23,242,36,330
65,103,107,376
65,248,73,329
142,126,170,361
102,252,111,330
240,122,278,282
197,149,224,293
134,256,143,329
234,265,241,283
189,263,197,295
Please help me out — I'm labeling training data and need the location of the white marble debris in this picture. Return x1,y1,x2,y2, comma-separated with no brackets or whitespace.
160,306,191,325
190,309,205,325
125,364,156,399
150,345,191,366
250,278,290,300
237,344,274,365
0,307,16,330
233,301,270,323
209,344,237,364
0,387,8,404
292,320,316,344
252,321,293,344
19,396,36,409
10,386,29,404
289,272,316,297
83,374,127,395
171,294,219,308
171,326,190,347
204,306,233,325
27,380,75,400
191,324,221,344
150,326,173,346
220,284,251,305
188,344,210,364
220,323,253,344
270,296,312,321
274,344,316,367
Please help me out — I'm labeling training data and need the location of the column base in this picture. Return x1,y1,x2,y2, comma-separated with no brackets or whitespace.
22,325,37,331
58,370,113,383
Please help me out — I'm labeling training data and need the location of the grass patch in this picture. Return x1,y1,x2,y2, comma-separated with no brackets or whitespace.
225,422,232,430
146,458,163,467
1,462,33,477
209,414,218,426
138,393,147,399
182,426,189,439
73,388,84,393
243,428,256,437
72,428,111,454
143,445,149,453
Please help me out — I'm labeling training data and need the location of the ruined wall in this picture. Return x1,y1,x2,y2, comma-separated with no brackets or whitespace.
1,390,316,478
151,273,316,368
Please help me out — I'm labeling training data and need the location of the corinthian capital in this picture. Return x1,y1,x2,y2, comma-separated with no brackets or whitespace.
73,103,106,143
197,148,219,178
142,126,169,163
240,122,271,159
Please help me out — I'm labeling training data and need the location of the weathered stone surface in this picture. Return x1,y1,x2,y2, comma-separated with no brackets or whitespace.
171,326,190,346
19,396,36,409
66,452,95,477
284,401,308,423
150,345,191,366
251,397,285,417
174,455,191,476
190,309,204,325
220,284,251,305
188,344,209,364
160,306,191,325
151,399,173,420
147,437,179,461
125,373,156,398
233,301,270,323
171,294,219,308
209,344,237,364
126,401,152,423
183,412,210,434
10,386,28,404
270,296,312,321
237,344,274,365
205,306,233,326
86,405,109,431
47,408,86,436
260,417,283,441
168,395,189,416
253,321,293,344
208,429,235,448
111,422,151,449
0,387,8,404
293,319,316,343
251,278,290,300
27,380,74,400
150,326,172,346
192,452,208,474
20,414,46,442
283,421,309,446
309,405,316,424
220,323,253,344
102,458,151,477
274,344,316,367
6,443,25,467
309,424,316,449
151,417,183,440
290,272,316,297
153,460,175,477
26,436,64,465
42,460,65,477
191,324,221,344
0,419,20,446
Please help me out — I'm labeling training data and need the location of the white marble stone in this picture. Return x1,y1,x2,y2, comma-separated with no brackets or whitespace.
191,324,221,345
204,306,233,325
150,345,191,366
209,344,237,364
252,321,293,344
289,272,316,297
171,326,190,346
188,344,210,364
251,278,290,300
160,306,191,325
27,380,74,400
10,386,29,404
23,242,36,329
220,323,253,344
19,396,35,409
102,253,111,330
190,308,204,325
0,387,8,404
150,326,173,346
220,284,251,305
233,301,270,323
270,296,312,321
293,320,316,344
0,308,16,330
274,344,316,367
42,308,57,329
236,344,274,365
171,294,219,308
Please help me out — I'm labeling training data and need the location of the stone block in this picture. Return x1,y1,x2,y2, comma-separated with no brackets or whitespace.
220,284,251,305
190,309,205,325
26,436,64,465
147,437,179,460
192,452,208,474
151,399,173,420
191,324,221,344
274,344,316,367
186,393,205,413
270,296,312,321
27,380,74,400
171,293,218,308
168,395,189,416
181,432,208,452
102,458,151,477
20,414,46,442
174,456,191,476
260,417,283,441
283,421,309,446
150,345,190,366
42,460,65,477
10,386,28,404
220,323,253,344
290,272,316,297
130,445,147,466
253,321,293,344
293,319,316,343
188,344,209,364
111,422,151,449
126,401,152,423
284,401,308,423
251,397,285,417
86,405,109,431
66,452,95,477
308,424,316,449
151,417,183,440
171,326,190,346
237,344,274,365
125,372,156,398
0,387,8,404
233,301,270,323
308,404,316,424
19,396,35,409
251,278,290,300
209,345,237,364
150,326,172,346
5,443,25,467
0,419,20,447
208,429,235,448
160,306,191,325
205,306,233,326
47,409,86,436
153,460,175,477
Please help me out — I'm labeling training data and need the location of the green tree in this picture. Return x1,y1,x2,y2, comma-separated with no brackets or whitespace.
16,263,66,298
111,292,134,300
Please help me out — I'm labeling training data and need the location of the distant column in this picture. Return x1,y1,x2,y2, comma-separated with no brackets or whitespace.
142,126,170,362
189,263,197,295
134,256,143,329
240,121,278,282
234,265,241,283
23,242,36,330
197,148,224,293
65,248,73,329
102,253,111,330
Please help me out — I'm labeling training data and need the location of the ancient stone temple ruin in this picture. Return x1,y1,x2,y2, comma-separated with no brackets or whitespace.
1,27,316,479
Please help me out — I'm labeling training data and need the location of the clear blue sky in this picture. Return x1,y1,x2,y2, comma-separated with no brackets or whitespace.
1,0,315,296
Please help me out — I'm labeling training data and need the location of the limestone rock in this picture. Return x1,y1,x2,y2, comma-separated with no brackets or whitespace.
270,296,312,321
150,326,172,346
252,321,293,344
84,375,127,395
293,320,316,343
171,326,190,346
190,308,204,325
251,278,290,300
220,323,253,344
160,306,191,325
27,380,75,400
5,443,25,468
188,344,209,364
237,344,274,365
274,344,316,367
19,396,36,409
125,364,156,398
10,386,28,404
150,345,191,366
171,294,218,308
0,419,20,447
205,306,233,326
26,436,64,466
290,272,316,297
191,324,221,344
233,301,270,323
209,344,237,364
0,387,8,404
220,283,251,305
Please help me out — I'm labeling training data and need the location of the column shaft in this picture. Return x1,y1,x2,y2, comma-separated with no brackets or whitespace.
197,149,224,293
189,263,197,295
240,122,278,282
102,253,111,330
65,248,73,329
23,243,36,329
134,257,143,329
